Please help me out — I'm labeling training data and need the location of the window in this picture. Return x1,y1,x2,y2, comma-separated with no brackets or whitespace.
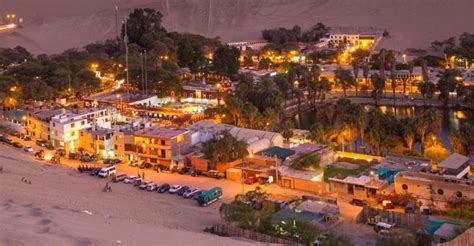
161,140,166,146
114,145,118,150
53,123,56,127
149,148,158,155
402,184,408,190
160,150,166,158
71,123,75,128
437,189,444,195
81,121,85,125
456,191,463,198
71,131,75,137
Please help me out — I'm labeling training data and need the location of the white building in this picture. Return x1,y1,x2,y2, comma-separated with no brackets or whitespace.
49,107,118,151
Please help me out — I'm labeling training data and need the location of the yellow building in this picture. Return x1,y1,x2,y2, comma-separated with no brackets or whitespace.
77,128,115,158
133,127,192,167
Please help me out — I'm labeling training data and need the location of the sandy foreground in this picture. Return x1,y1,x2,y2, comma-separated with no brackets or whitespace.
0,145,262,246
0,0,473,54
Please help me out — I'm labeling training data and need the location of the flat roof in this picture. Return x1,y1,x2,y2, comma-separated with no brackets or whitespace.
291,143,327,153
434,223,459,238
278,164,323,181
439,153,469,169
85,89,156,104
134,127,189,139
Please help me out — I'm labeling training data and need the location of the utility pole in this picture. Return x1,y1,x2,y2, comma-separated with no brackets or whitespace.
140,52,144,95
124,19,130,102
144,50,148,95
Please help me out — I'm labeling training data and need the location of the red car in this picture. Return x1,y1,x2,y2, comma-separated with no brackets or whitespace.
245,177,258,184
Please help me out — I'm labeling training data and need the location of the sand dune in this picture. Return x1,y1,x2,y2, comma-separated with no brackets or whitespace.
0,147,260,245
0,0,473,54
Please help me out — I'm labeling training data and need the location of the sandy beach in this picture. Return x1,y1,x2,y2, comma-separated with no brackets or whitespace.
0,144,261,246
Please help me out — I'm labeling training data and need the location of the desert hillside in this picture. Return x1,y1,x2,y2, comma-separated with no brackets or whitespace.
0,0,473,54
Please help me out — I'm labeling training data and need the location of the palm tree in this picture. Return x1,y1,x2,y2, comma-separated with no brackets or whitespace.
352,61,360,95
318,77,331,103
418,81,436,105
390,61,397,109
407,61,414,93
362,63,370,86
334,67,355,97
415,107,440,154
400,117,416,150
370,73,385,106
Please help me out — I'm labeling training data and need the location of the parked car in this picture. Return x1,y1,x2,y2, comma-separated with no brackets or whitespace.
169,185,182,194
98,165,116,178
45,142,55,150
157,183,170,193
245,177,258,184
207,170,225,179
89,168,101,176
183,188,199,198
5,138,13,145
36,139,47,147
22,135,32,141
104,158,122,165
155,164,169,172
12,142,23,148
192,190,204,200
139,162,153,169
0,135,6,142
146,183,158,191
139,181,153,190
349,198,367,207
178,166,191,175
56,148,66,156
177,186,190,196
124,176,140,184
112,173,127,182
23,146,34,153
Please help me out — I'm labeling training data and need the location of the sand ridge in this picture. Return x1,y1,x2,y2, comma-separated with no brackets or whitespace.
0,0,472,54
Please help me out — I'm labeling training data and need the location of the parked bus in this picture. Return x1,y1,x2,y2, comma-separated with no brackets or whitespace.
197,187,223,206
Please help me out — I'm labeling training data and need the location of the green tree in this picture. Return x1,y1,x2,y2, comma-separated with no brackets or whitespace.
213,45,240,78
370,73,385,106
202,131,248,164
273,217,321,244
219,200,257,229
277,120,294,141
122,8,166,50
450,122,474,155
176,39,205,78
418,81,436,105
437,69,462,106
291,152,321,170
334,67,355,97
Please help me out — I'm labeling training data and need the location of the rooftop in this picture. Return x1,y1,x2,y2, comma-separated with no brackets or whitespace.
187,120,236,133
278,164,323,182
134,126,189,139
439,153,469,169
377,154,432,172
261,146,295,159
85,89,156,104
291,143,328,154
434,223,459,238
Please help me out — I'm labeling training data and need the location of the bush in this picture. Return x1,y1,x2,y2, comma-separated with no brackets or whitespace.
272,217,321,244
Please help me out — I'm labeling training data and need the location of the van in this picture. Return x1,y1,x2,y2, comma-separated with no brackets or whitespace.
98,165,116,178
112,173,127,182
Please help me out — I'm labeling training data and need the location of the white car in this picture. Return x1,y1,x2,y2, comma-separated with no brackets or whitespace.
146,183,157,191
168,185,182,194
23,146,34,153
139,181,153,190
124,176,140,184
183,188,198,198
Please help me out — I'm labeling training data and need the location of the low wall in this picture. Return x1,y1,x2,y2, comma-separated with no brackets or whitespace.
358,207,428,229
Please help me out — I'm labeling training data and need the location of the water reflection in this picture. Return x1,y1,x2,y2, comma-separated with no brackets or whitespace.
296,106,474,152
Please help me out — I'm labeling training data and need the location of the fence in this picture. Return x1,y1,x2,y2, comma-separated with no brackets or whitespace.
212,222,305,246
358,207,428,229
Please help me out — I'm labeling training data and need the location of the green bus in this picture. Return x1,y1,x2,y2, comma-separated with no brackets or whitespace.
197,187,223,206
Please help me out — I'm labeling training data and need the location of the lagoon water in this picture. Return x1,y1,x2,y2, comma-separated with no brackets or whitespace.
296,105,474,156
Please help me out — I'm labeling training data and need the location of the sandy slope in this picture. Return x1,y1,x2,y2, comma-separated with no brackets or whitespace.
0,0,473,54
0,145,260,246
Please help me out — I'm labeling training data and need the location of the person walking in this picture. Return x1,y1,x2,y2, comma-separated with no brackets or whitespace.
142,171,145,179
